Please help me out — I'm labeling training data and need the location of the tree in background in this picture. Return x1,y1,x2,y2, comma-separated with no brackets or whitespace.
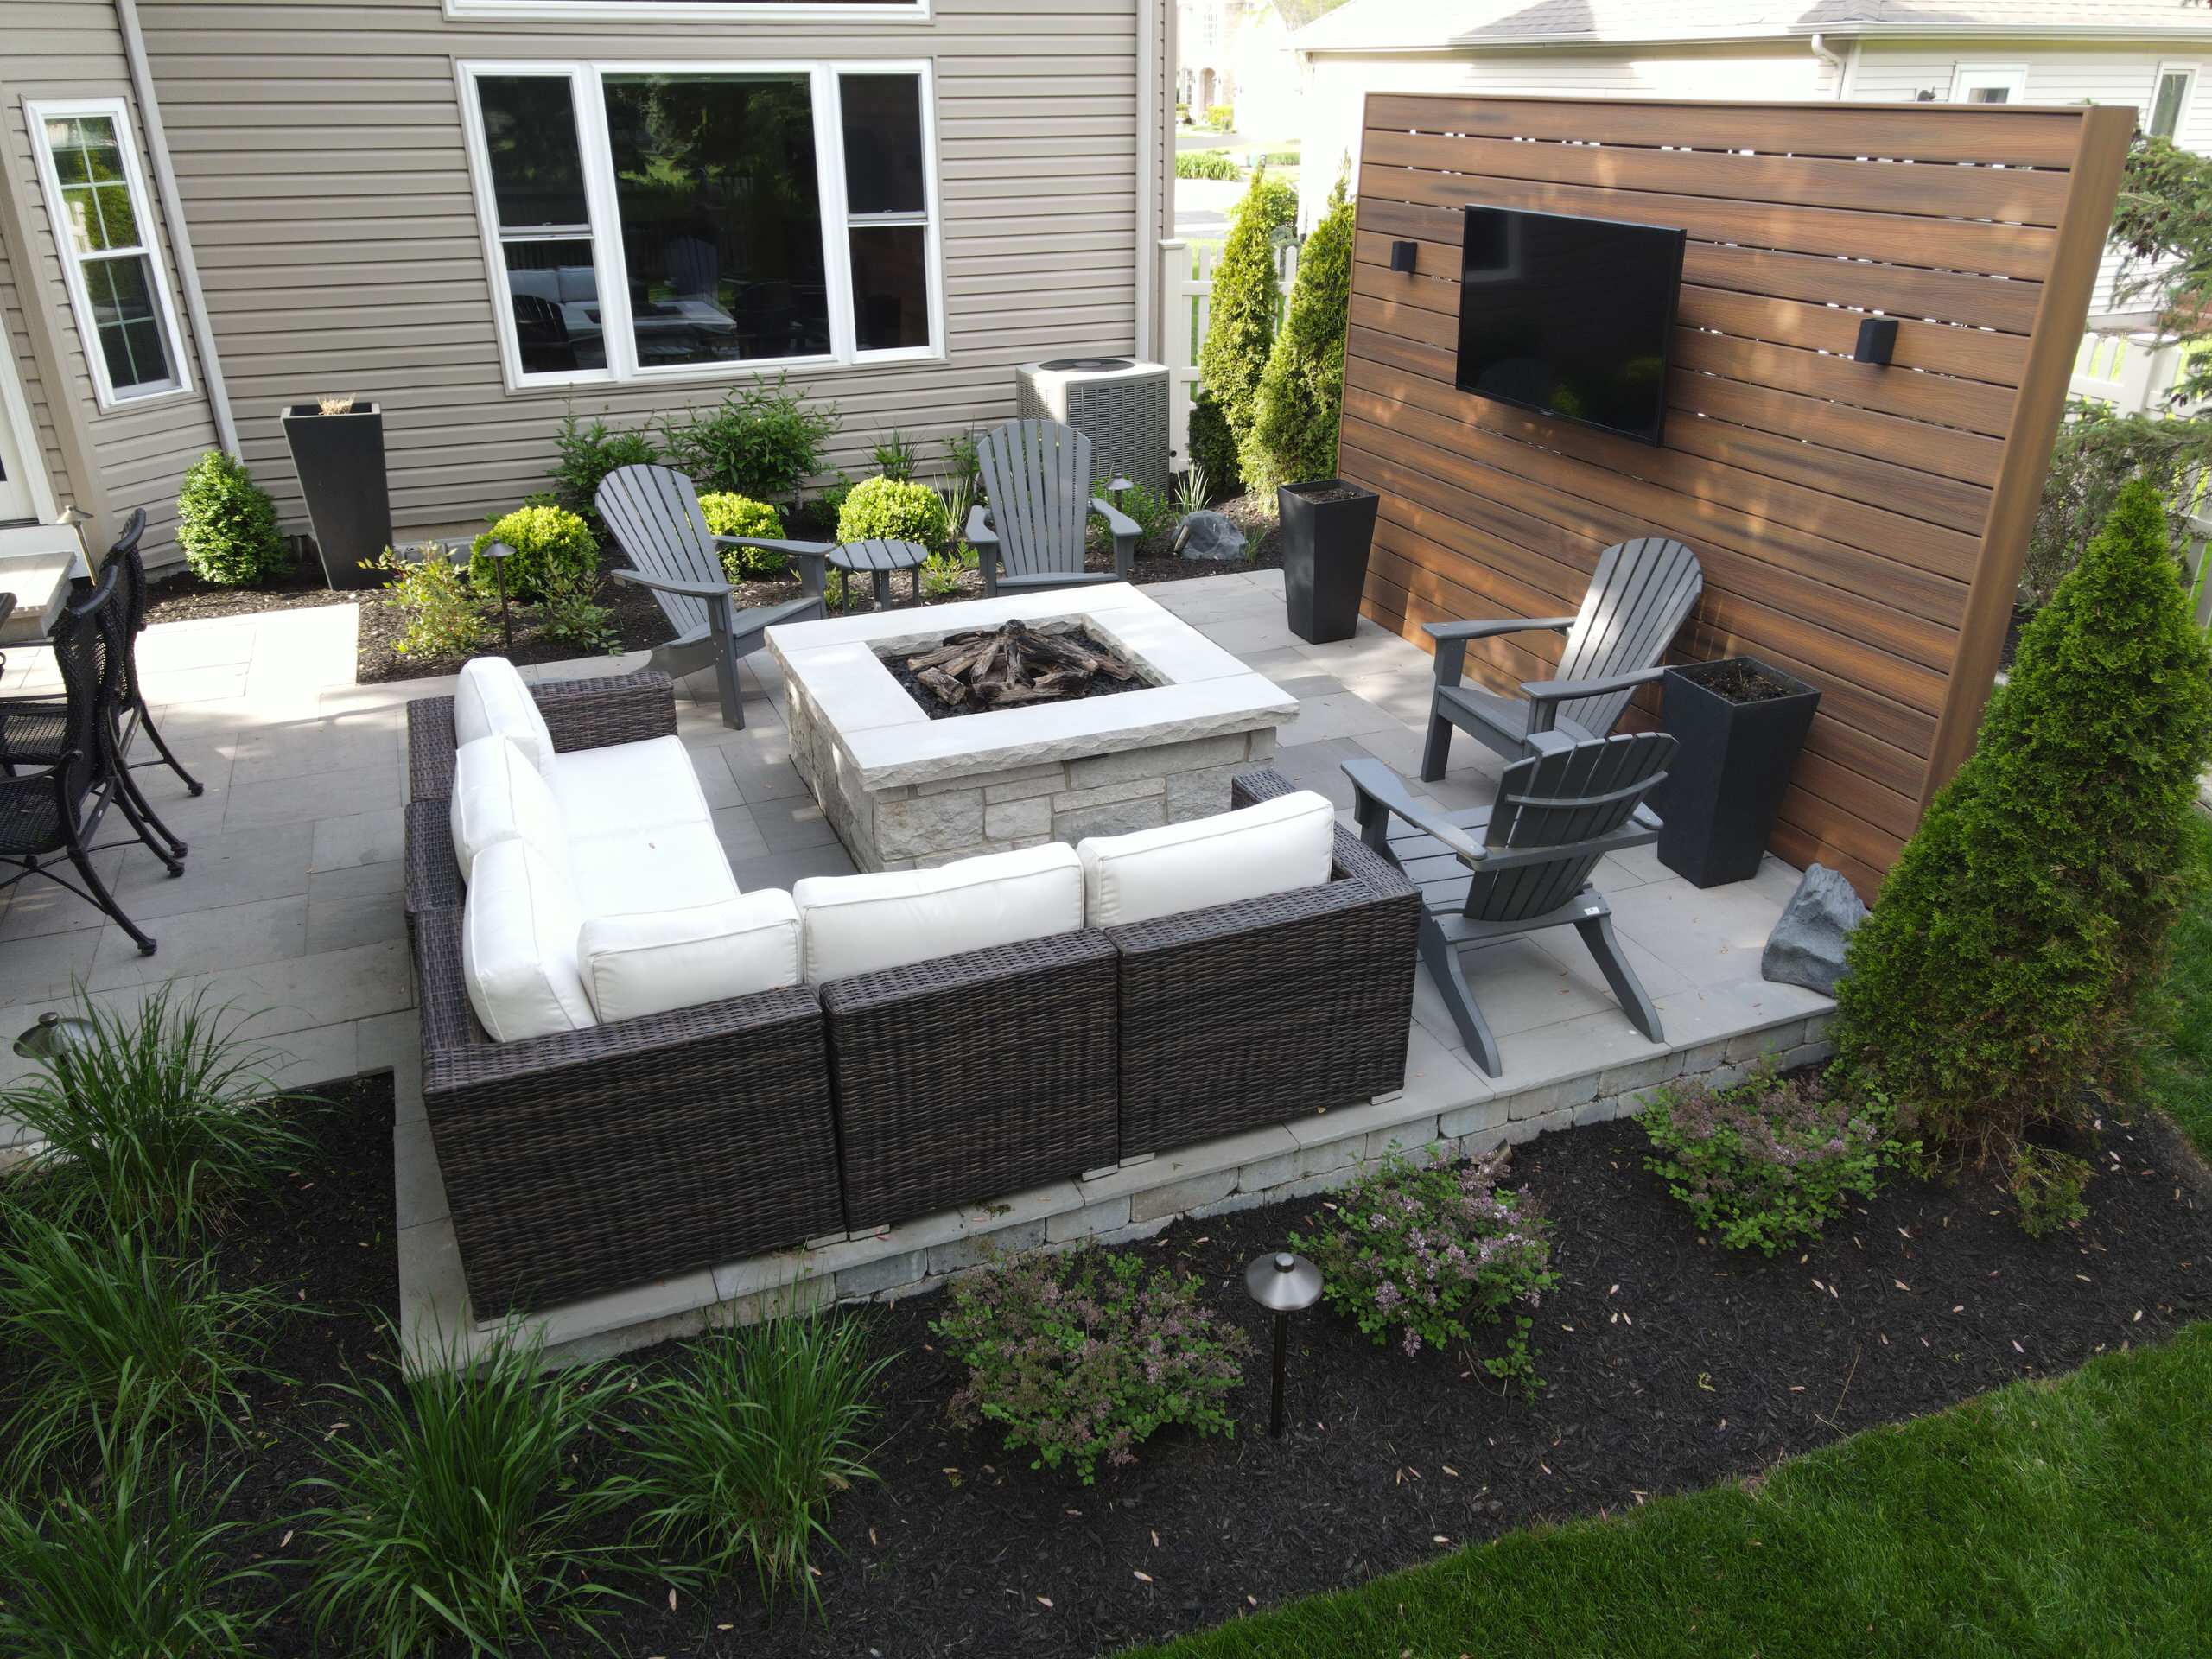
1831,480,2212,1227
1243,168,1355,493
1192,167,1284,495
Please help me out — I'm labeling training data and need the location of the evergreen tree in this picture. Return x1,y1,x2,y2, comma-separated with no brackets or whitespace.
1831,478,2212,1216
1194,166,1283,494
1243,169,1355,493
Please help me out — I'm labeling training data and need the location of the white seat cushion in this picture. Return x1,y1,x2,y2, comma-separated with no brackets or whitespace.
461,840,597,1042
449,734,566,878
578,892,803,1024
569,820,739,918
793,843,1084,984
549,735,713,840
454,657,557,780
1077,789,1337,929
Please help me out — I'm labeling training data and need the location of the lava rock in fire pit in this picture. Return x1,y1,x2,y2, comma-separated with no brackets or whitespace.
1173,510,1246,562
899,618,1141,713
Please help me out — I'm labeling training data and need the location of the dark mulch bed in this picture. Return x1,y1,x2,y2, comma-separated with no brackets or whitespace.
133,1077,2204,1657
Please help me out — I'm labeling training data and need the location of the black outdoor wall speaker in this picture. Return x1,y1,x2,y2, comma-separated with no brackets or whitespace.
1853,317,1898,365
1389,239,1419,273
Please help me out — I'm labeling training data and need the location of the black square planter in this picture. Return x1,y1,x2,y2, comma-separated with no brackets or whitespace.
1277,479,1379,645
1653,657,1821,888
280,402,391,591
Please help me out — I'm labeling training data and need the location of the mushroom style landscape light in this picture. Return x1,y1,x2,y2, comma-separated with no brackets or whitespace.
1245,1249,1324,1438
482,538,518,652
14,1009,93,1064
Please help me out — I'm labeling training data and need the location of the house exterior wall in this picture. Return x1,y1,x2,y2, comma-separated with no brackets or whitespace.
0,214,77,513
137,0,1173,546
0,0,223,564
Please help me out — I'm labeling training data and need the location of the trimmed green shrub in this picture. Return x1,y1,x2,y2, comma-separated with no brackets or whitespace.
1639,1067,1913,1255
1253,173,1299,236
367,544,492,661
1176,149,1243,181
1831,478,2212,1214
468,503,597,604
1289,1147,1555,1389
176,450,289,587
933,1246,1249,1484
698,491,791,580
294,1330,633,1656
548,410,656,538
836,474,950,548
1244,169,1356,493
631,1307,888,1606
661,376,841,502
1196,168,1285,494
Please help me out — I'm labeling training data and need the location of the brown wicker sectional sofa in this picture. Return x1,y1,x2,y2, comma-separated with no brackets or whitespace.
405,668,1418,1317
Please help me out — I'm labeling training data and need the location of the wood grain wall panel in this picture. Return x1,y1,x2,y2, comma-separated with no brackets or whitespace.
1343,95,2137,899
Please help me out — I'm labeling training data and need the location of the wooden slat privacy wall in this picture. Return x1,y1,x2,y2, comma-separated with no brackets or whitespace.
1341,94,2134,899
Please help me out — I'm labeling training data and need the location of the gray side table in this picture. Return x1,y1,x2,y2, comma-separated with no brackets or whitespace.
826,538,930,611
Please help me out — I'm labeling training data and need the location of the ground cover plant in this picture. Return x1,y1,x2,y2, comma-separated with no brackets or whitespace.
1832,479,2212,1219
931,1244,1251,1483
1290,1145,1555,1384
1638,1065,1911,1255
177,448,289,587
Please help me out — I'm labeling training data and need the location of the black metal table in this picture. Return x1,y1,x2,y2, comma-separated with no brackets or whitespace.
826,538,930,611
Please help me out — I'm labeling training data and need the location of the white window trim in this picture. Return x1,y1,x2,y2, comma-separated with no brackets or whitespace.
2151,61,2199,141
446,0,927,24
1948,63,2030,105
22,96,194,413
456,60,945,396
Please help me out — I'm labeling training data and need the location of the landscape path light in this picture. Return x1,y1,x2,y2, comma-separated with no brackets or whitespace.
481,538,518,652
15,1009,96,1103
1244,1249,1324,1438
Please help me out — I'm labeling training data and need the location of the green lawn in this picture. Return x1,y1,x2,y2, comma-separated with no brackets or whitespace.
1142,810,2212,1659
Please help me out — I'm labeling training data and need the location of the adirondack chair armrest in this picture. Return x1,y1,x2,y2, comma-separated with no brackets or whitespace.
1522,664,1665,733
609,568,733,602
1424,615,1577,684
1090,497,1142,538
1342,756,1487,864
963,503,999,547
718,537,831,596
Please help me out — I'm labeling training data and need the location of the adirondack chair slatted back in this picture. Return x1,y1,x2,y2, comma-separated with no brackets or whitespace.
1466,733,1675,924
595,465,728,641
1551,537,1702,737
977,419,1095,580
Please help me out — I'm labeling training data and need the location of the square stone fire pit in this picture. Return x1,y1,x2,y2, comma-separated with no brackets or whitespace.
766,583,1297,870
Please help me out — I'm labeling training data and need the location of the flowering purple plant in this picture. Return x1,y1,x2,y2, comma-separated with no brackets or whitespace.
931,1246,1249,1484
1289,1147,1556,1391
1639,1066,1910,1254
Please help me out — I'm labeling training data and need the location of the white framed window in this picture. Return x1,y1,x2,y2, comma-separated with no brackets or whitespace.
446,0,925,19
22,98,191,410
458,60,944,391
2150,62,2198,141
1949,64,2030,105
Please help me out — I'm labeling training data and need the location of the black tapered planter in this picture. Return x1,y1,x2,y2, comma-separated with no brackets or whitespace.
280,402,391,591
1278,478,1378,645
1653,657,1820,888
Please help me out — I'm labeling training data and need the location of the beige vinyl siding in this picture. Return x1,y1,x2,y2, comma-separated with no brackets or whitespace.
137,0,1162,539
2,0,222,567
0,218,77,514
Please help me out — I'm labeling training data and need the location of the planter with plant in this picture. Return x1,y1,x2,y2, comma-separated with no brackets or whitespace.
279,394,390,590
1652,657,1821,888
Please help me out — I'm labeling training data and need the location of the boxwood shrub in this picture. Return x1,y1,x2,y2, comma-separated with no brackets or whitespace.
467,504,597,604
697,491,790,580
835,474,949,549
176,450,289,587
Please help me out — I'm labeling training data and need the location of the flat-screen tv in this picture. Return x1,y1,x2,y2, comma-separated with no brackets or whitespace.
1454,205,1687,447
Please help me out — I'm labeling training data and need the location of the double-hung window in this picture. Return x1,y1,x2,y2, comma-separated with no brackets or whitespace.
2150,64,2197,142
460,61,943,391
24,99,190,408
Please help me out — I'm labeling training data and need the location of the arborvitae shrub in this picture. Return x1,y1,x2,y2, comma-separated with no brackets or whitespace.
1195,168,1282,494
1243,170,1355,493
1831,478,2212,1211
176,450,289,587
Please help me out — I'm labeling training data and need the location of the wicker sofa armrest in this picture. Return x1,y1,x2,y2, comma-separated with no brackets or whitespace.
405,695,459,804
410,902,843,1314
403,798,460,917
819,928,1122,1230
405,670,677,804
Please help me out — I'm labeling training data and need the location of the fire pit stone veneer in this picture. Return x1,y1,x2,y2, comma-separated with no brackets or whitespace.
766,584,1298,870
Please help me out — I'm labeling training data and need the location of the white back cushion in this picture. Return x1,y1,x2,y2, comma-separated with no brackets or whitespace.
453,657,556,779
1078,789,1337,929
461,839,596,1041
449,734,567,877
579,892,802,1024
793,842,1084,984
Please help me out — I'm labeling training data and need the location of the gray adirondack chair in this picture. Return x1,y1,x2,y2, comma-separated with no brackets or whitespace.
1421,536,1701,780
967,419,1141,596
1345,732,1675,1077
596,464,829,729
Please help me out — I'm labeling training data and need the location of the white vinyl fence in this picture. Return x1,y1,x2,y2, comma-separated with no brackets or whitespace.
1160,233,1301,472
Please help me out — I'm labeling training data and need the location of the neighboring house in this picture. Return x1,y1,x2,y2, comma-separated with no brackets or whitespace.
0,0,1176,571
1178,0,1333,137
1288,0,2212,294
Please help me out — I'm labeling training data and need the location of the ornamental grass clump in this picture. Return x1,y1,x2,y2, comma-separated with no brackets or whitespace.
1638,1068,1910,1255
1291,1147,1556,1389
932,1246,1250,1484
1830,478,2212,1223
